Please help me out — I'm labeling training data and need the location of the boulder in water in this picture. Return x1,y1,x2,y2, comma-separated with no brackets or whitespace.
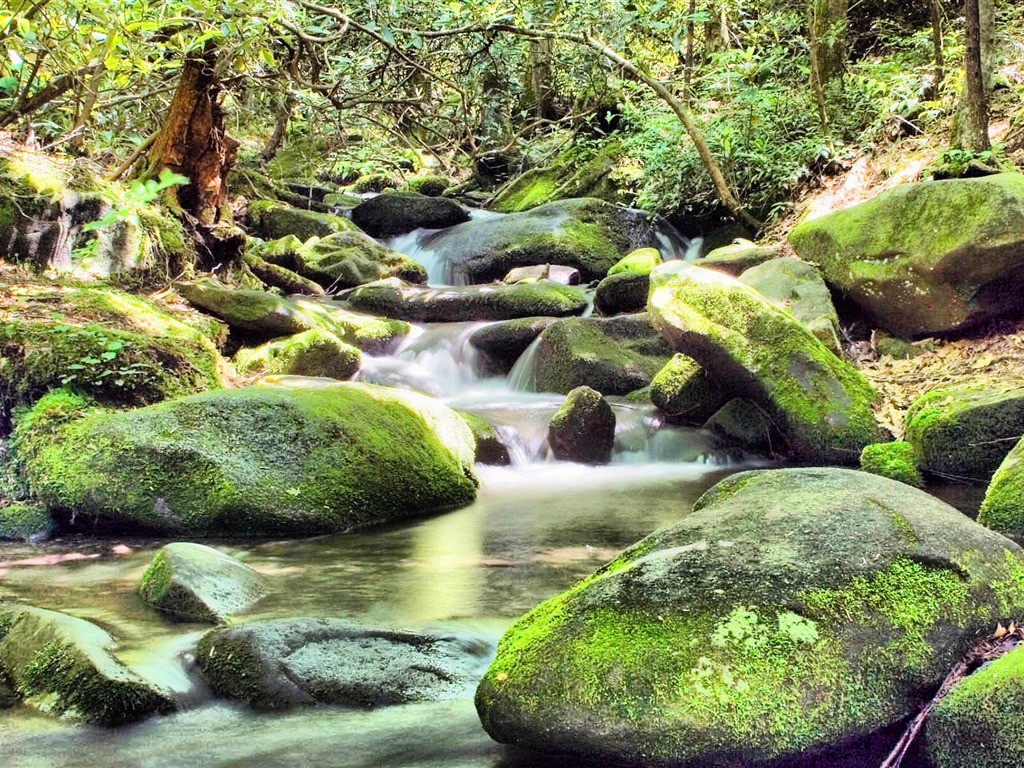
468,317,558,374
607,247,662,277
139,542,267,623
475,468,1024,766
650,353,726,425
234,330,361,380
351,192,469,237
459,411,512,466
859,442,923,488
548,386,615,464
196,618,491,709
594,271,649,316
0,502,54,542
249,200,358,241
703,398,779,451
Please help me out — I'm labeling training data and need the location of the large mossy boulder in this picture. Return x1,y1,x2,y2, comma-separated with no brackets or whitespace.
548,386,615,464
351,192,469,237
468,317,558,374
699,239,781,276
344,278,588,323
650,353,726,425
594,272,650,316
234,330,361,381
196,618,490,709
248,200,357,242
648,262,881,463
0,606,175,725
414,198,664,283
16,383,477,536
924,644,1024,768
788,174,1024,337
139,542,267,623
978,436,1024,538
529,314,675,396
476,468,1024,767
859,441,923,488
739,257,842,355
491,142,627,213
178,280,409,353
905,384,1024,483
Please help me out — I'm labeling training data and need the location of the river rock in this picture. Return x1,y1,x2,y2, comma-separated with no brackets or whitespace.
905,383,1024,483
139,543,267,622
0,606,175,725
412,198,665,283
788,173,1024,337
548,387,615,464
859,441,923,488
178,280,409,353
607,247,662,277
468,317,558,374
350,192,469,237
234,330,361,380
459,412,512,466
249,200,358,241
196,618,490,709
344,278,588,323
530,314,675,396
699,239,781,275
703,398,779,451
594,272,649,316
978,436,1024,538
503,264,581,285
648,262,881,463
475,468,1024,767
17,384,477,536
650,353,726,425
739,257,842,355
924,643,1024,768
262,231,428,289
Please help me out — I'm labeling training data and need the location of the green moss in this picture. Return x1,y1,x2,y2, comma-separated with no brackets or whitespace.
607,248,661,278
0,502,52,541
348,173,401,194
492,141,626,213
860,442,923,488
195,632,268,705
403,175,453,197
234,330,361,380
650,353,724,423
249,200,357,242
289,232,427,289
138,551,173,605
979,436,1024,537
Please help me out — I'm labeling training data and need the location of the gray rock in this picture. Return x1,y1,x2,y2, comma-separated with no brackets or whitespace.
594,271,649,316
699,239,781,276
504,264,581,285
468,317,558,374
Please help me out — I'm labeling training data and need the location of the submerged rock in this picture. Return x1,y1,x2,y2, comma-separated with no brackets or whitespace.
788,173,1024,337
648,262,881,463
979,436,1024,538
0,606,175,725
17,384,478,536
139,542,267,622
475,468,1024,767
351,192,469,237
344,278,588,323
548,386,615,465
196,618,490,709
234,330,361,381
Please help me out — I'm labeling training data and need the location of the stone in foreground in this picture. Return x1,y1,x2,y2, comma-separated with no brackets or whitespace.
476,468,1024,767
548,386,615,465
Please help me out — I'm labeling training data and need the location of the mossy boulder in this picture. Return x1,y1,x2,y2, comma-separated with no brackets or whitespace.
347,173,401,194
860,442,923,488
16,383,477,536
788,174,1024,337
530,314,675,396
459,411,511,466
402,175,455,197
0,502,54,542
594,271,649,316
0,605,175,725
699,239,781,276
196,618,491,709
607,247,662,277
905,384,1024,483
924,643,1024,767
344,278,588,323
475,468,1024,767
703,398,779,451
548,387,615,465
350,192,469,237
468,317,558,374
650,353,726,425
979,436,1024,538
178,280,409,353
249,200,358,242
648,262,881,463
234,330,361,381
739,257,842,355
243,252,325,296
139,542,267,623
413,198,664,284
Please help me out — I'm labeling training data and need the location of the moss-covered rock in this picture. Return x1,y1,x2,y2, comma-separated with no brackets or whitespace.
403,175,455,197
178,280,409,353
703,398,779,451
548,387,615,465
594,271,649,316
905,384,1024,483
739,257,842,355
607,247,662,277
345,278,588,323
530,314,675,396
0,605,175,725
860,442,923,488
249,200,358,242
648,262,881,463
699,239,781,276
196,618,490,710
978,436,1024,538
468,317,558,374
234,330,361,380
348,173,401,194
475,468,1024,767
788,173,1024,337
243,252,325,296
350,193,469,237
16,383,477,536
650,353,726,425
0,502,54,542
924,643,1024,767
139,542,267,623
458,411,511,466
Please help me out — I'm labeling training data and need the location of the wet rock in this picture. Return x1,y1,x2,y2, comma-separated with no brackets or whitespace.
703,398,779,451
979,435,1024,538
648,262,881,463
17,383,477,536
351,193,469,237
235,329,361,380
594,272,649,316
249,200,358,241
468,317,558,374
504,264,581,285
548,386,615,464
531,314,675,396
458,411,512,466
650,353,726,425
475,468,1024,767
344,278,588,323
788,174,1024,337
859,442,923,488
0,606,175,725
139,542,267,623
699,239,781,275
196,618,491,709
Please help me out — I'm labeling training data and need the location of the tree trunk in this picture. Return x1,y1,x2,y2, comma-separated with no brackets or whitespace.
70,63,106,152
959,0,992,151
260,93,295,164
929,0,945,94
683,0,696,102
526,37,557,122
144,49,239,225
808,0,848,83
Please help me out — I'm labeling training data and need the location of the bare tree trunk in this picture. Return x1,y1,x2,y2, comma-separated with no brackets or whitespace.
808,0,848,83
70,63,106,152
526,37,556,122
930,0,945,94
960,0,992,151
260,93,295,164
683,0,697,103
